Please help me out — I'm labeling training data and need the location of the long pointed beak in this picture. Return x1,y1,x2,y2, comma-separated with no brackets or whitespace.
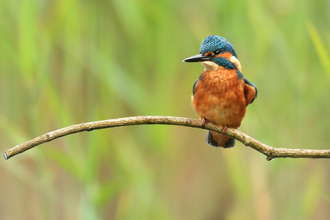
183,54,211,62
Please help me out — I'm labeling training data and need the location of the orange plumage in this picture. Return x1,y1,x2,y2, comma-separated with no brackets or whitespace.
192,67,256,147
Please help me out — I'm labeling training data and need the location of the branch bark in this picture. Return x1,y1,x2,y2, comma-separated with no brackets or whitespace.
4,116,330,160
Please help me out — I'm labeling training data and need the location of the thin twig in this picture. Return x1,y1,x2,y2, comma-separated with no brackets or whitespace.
4,116,330,160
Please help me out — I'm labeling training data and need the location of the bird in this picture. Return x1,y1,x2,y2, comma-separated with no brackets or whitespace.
183,35,257,148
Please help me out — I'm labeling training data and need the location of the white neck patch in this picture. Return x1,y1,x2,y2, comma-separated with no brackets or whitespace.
229,56,242,72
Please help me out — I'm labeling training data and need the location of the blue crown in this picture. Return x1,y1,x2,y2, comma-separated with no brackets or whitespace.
200,35,238,58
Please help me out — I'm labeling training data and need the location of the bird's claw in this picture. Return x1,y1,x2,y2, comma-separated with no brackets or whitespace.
221,126,228,134
202,118,208,127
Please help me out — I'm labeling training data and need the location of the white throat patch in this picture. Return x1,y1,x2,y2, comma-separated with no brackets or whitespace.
201,61,219,71
200,56,242,72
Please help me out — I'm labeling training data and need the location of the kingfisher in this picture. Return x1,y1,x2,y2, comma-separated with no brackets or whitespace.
183,35,257,148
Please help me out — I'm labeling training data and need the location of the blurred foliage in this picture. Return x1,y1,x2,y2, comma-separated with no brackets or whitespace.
1,0,330,219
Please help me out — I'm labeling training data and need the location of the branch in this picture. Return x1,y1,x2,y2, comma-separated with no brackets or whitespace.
4,116,330,160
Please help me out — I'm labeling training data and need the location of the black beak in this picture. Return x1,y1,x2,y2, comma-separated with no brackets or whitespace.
183,54,211,62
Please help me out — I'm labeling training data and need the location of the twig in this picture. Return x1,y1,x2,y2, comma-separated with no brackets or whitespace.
4,116,330,160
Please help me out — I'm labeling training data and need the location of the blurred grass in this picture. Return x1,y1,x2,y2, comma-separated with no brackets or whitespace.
1,0,330,219
307,21,330,77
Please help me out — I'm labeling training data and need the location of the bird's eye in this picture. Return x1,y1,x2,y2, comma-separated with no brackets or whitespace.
214,50,220,55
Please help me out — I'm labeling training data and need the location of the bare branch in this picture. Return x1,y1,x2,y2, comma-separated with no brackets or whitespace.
4,116,330,160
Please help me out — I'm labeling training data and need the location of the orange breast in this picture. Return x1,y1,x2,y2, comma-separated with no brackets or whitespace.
192,67,247,128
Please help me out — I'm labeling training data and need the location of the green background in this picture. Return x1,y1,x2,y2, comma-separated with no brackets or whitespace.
1,0,330,219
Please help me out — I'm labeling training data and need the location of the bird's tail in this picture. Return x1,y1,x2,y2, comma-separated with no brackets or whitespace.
206,130,235,148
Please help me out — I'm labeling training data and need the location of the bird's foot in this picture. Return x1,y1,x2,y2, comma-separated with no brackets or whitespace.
221,126,228,135
201,118,208,127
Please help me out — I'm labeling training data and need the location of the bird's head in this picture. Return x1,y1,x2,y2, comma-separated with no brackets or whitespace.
183,35,242,72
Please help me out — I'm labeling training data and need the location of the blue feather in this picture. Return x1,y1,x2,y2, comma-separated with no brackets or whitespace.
192,73,203,95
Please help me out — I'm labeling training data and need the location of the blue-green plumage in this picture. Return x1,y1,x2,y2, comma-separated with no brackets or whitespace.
212,57,236,69
192,80,198,95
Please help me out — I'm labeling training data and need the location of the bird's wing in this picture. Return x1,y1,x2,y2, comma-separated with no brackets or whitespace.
243,76,257,105
192,74,203,95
